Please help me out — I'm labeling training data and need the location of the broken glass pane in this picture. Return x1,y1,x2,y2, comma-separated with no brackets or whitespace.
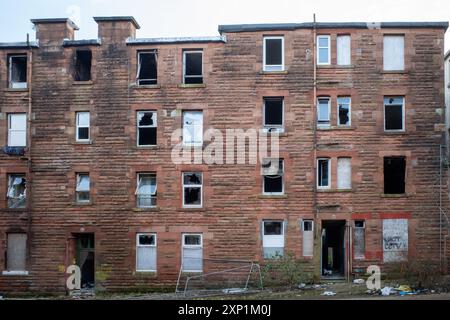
139,234,155,246
78,127,89,140
76,174,90,192
138,112,155,127
265,38,282,65
183,172,202,185
184,235,201,246
264,175,283,193
137,174,157,195
264,221,283,235
337,97,350,126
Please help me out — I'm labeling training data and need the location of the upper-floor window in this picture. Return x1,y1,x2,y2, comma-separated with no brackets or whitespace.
76,173,90,203
384,156,406,194
8,55,27,89
317,158,330,189
137,111,157,146
135,172,157,208
383,35,404,71
384,97,404,132
137,50,157,85
337,97,351,126
337,35,351,65
262,158,284,195
182,111,203,147
263,36,284,71
317,97,330,127
183,50,203,84
8,113,26,147
337,157,352,190
182,172,202,207
76,112,90,142
7,174,26,208
317,35,330,65
263,97,284,132
74,50,92,81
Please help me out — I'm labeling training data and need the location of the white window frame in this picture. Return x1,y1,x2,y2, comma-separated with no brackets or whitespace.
262,220,285,259
183,50,203,84
336,35,351,66
317,97,331,127
182,172,203,208
263,36,285,72
337,97,351,126
182,111,203,147
7,113,27,147
383,96,405,132
182,233,203,273
7,174,26,209
262,158,284,195
137,51,157,85
76,111,90,142
135,172,157,208
8,55,27,89
317,158,331,189
354,220,366,259
75,173,90,203
383,35,405,71
317,35,331,65
136,233,157,272
137,111,157,146
263,97,284,132
302,219,314,257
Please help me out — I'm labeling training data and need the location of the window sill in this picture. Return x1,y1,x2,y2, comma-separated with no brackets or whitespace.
3,88,28,92
134,271,157,276
132,207,160,212
318,126,355,131
179,207,205,212
2,271,29,276
72,80,93,86
260,70,288,75
135,145,160,150
384,130,406,135
4,207,28,212
74,140,93,145
259,194,287,199
317,65,354,69
380,193,410,198
380,70,409,75
72,202,92,206
317,189,353,193
178,84,206,88
131,84,161,89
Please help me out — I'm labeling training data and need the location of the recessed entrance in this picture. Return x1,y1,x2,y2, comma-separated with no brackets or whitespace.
321,220,346,278
75,233,95,289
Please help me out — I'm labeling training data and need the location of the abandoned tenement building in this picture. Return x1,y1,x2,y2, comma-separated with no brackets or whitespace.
0,16,449,294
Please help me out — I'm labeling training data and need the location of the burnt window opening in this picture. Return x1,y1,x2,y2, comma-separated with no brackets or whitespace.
263,37,284,71
137,51,157,85
74,50,92,81
263,97,283,130
183,172,202,207
8,55,27,89
384,157,406,194
137,111,157,146
7,174,26,208
183,51,203,84
384,97,404,131
262,159,284,194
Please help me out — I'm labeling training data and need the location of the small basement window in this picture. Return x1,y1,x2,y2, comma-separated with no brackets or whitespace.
8,55,27,89
74,50,92,81
7,174,26,208
263,97,284,131
183,50,203,84
76,173,90,203
263,36,284,71
137,111,157,146
137,51,157,85
384,157,406,194
262,221,285,258
384,97,404,131
135,173,157,208
183,172,202,207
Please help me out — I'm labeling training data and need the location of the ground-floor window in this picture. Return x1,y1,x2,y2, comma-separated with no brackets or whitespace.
262,220,285,258
136,233,157,272
182,233,203,272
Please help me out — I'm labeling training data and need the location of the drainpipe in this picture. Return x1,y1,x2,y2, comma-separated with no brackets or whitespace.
26,34,33,270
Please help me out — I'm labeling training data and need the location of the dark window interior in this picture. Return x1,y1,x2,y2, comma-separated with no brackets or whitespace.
263,159,283,193
303,220,313,231
184,187,201,205
138,51,157,85
184,52,203,84
264,98,283,126
9,55,27,86
318,159,329,187
138,112,157,146
265,38,282,65
384,157,406,194
78,127,89,140
74,50,92,81
385,97,403,130
264,221,283,235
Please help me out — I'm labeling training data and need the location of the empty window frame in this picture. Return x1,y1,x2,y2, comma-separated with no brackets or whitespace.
8,55,27,89
76,112,90,141
135,173,157,207
263,97,284,131
317,35,330,65
263,36,284,71
337,35,351,66
8,113,27,147
262,158,284,194
76,173,90,203
182,111,203,147
262,220,285,258
136,233,157,272
317,97,330,127
302,220,314,257
137,50,157,85
383,156,406,194
337,157,352,190
384,97,405,132
7,174,26,208
137,111,157,146
383,35,404,71
182,233,203,272
74,50,92,81
317,158,331,189
183,50,203,84
337,97,351,126
354,220,365,259
183,172,202,207
5,233,27,273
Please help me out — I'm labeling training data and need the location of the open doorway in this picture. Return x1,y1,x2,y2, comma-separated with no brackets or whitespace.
321,220,346,278
75,233,95,290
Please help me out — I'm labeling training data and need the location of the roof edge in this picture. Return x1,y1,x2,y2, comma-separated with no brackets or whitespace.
126,35,226,45
93,16,140,29
0,41,39,49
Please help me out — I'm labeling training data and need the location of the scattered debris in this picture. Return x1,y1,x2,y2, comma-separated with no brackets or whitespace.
298,283,306,289
353,279,365,284
396,285,412,293
321,291,336,296
381,286,395,296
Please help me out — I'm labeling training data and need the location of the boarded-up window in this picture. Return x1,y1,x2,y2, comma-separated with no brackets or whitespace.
7,233,27,271
383,35,404,71
337,35,351,65
182,111,203,146
354,220,365,259
136,233,157,271
263,220,285,258
302,220,314,257
182,234,203,272
337,157,352,189
383,219,408,262
8,113,27,147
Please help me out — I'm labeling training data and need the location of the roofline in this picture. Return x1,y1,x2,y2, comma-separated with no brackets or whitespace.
0,41,39,49
126,35,226,45
30,18,79,30
218,21,449,33
93,16,140,29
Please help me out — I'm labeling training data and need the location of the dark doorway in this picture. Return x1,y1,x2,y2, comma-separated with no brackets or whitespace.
76,233,95,289
321,220,346,278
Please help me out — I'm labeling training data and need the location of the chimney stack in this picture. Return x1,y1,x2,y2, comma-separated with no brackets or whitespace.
31,18,79,43
93,16,140,42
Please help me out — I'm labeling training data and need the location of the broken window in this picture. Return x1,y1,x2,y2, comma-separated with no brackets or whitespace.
337,157,352,190
8,55,27,89
7,174,26,208
136,233,157,272
76,173,90,203
182,111,203,146
317,158,330,189
317,97,330,127
137,51,157,85
383,35,404,71
263,97,283,131
262,221,285,258
8,113,27,147
182,233,203,272
6,233,27,273
137,111,157,146
135,173,157,207
337,35,351,65
74,50,92,81
384,97,404,131
384,156,406,194
183,50,203,84
337,97,351,126
302,220,314,257
262,158,284,194
317,35,330,65
354,220,365,259
263,36,284,71
183,172,202,207
76,112,90,141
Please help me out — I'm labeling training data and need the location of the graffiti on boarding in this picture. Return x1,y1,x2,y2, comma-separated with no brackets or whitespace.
382,219,408,262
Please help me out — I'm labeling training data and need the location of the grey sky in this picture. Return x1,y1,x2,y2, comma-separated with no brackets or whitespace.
0,0,449,51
